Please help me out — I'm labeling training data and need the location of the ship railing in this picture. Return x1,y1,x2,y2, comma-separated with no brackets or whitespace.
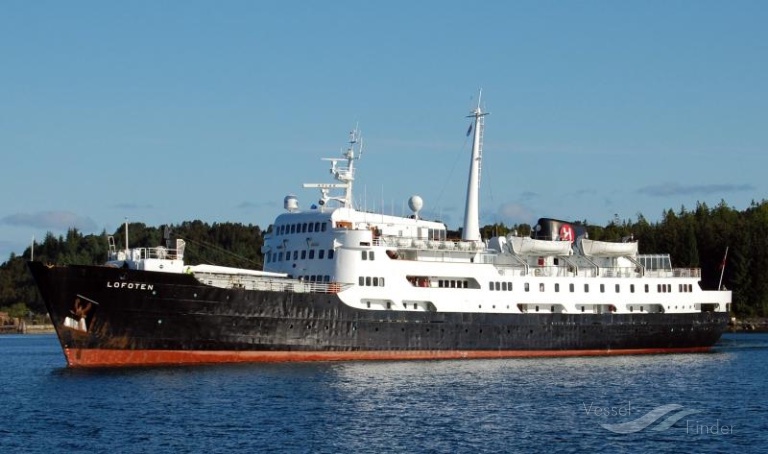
644,268,701,278
374,236,484,252
108,246,183,262
193,272,350,293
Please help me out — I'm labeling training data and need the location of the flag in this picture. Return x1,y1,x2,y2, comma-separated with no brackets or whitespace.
466,123,473,136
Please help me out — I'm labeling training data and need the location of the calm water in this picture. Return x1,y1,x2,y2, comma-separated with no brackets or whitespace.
1,334,766,453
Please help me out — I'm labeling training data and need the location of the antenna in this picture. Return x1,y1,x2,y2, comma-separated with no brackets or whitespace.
304,126,364,209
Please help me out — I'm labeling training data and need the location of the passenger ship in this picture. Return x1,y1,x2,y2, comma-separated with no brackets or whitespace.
28,100,731,367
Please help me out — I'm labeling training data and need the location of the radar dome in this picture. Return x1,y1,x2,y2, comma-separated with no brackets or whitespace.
284,195,299,212
408,195,423,214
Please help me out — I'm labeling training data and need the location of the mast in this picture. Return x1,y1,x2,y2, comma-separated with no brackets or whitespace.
462,92,489,242
304,127,363,210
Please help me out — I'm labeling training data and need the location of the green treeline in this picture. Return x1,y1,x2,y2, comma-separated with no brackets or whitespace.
1,200,767,317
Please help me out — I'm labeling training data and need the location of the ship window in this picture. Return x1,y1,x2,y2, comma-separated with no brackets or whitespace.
308,223,314,233
539,283,545,292
278,252,284,261
380,278,384,286
265,254,270,263
322,222,328,232
645,284,649,293
615,284,620,293
366,301,370,308
362,251,368,260
535,305,539,312
319,250,325,259
366,277,372,286
309,249,315,259
369,251,375,260
315,222,321,231
630,306,633,312
324,275,330,282
569,283,574,292
301,250,306,260
359,276,364,286
293,251,298,260
507,282,512,291
495,282,501,291
413,303,417,310
600,284,605,293
555,283,560,292
524,283,530,292
502,282,507,291
630,284,635,293
489,281,494,291
581,306,585,312
328,250,334,259
688,284,693,292
551,306,554,313
584,284,589,293
465,281,469,289
373,277,379,286
290,224,296,234
386,302,391,309
668,284,672,292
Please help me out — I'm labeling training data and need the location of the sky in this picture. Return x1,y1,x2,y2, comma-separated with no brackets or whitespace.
1,1,766,260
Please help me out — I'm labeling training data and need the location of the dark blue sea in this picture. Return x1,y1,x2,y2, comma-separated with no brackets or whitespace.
1,334,766,453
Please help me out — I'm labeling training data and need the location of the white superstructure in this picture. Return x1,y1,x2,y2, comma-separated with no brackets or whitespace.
261,106,732,318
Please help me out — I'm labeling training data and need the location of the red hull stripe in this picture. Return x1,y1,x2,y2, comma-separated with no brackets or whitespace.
64,347,713,367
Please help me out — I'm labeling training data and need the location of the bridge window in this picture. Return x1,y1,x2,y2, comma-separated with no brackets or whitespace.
569,283,574,292
630,284,635,293
301,250,306,260
524,283,530,292
584,284,590,293
319,249,325,259
309,250,315,259
290,224,296,234
615,284,620,293
555,283,560,292
600,284,605,293
328,250,335,259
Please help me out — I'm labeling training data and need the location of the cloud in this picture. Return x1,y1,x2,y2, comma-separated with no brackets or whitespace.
638,183,754,197
496,203,535,225
1,211,97,231
238,201,279,210
112,203,154,210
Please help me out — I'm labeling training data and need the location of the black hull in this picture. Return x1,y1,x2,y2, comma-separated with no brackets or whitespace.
28,262,729,366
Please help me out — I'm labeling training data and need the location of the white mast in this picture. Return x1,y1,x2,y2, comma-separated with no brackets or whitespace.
304,127,363,210
462,92,488,242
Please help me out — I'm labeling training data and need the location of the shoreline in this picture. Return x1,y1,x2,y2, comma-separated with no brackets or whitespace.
728,317,768,333
0,324,55,335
